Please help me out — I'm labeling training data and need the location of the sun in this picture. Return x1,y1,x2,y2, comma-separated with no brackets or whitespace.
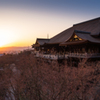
0,29,15,47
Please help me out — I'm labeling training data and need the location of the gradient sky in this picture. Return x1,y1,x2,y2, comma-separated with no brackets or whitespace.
0,0,100,47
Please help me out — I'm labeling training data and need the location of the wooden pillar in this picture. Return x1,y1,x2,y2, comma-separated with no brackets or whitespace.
85,43,88,53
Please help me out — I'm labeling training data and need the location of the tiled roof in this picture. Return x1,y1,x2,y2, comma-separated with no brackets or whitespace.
49,27,74,44
76,32,100,43
48,17,100,44
36,38,50,45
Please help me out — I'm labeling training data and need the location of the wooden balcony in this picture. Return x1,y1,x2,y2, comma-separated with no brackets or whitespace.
68,53,100,58
34,52,100,60
34,53,66,60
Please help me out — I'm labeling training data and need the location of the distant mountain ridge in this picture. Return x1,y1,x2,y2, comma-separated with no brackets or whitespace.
0,46,32,54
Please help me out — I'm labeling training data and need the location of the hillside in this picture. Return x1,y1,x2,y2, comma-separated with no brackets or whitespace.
0,51,100,100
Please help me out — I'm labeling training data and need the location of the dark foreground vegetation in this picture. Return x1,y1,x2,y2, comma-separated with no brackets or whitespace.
0,51,100,100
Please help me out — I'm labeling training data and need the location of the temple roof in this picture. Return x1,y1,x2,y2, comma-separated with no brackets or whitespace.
60,30,100,46
36,38,50,45
48,27,74,44
32,38,50,47
76,31,100,43
48,17,100,44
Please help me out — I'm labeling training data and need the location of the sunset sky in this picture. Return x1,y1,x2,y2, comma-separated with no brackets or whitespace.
0,0,100,47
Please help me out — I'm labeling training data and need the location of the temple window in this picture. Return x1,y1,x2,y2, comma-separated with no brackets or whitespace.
69,35,82,42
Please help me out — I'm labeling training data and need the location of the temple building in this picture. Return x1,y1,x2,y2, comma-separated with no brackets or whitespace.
32,17,100,59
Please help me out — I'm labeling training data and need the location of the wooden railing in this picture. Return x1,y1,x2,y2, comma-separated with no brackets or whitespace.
35,53,66,60
34,52,100,59
67,53,100,58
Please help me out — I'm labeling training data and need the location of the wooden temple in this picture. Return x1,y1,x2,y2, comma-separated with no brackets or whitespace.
32,17,100,60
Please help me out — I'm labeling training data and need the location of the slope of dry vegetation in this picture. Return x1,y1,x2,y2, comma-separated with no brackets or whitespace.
0,51,100,100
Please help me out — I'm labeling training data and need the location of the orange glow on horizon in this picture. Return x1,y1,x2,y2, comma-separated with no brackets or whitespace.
1,40,34,47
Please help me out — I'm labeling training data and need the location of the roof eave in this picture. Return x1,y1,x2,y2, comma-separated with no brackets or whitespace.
59,40,88,46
